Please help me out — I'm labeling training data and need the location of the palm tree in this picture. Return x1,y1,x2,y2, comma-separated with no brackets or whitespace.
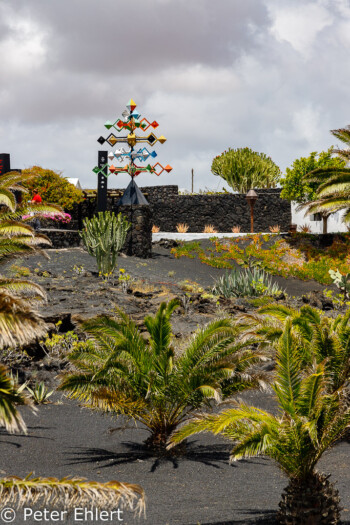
171,321,350,524
0,362,144,513
0,169,64,260
238,303,350,395
0,169,67,348
60,299,266,451
300,126,350,229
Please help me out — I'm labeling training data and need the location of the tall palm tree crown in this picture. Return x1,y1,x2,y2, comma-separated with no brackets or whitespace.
300,125,350,227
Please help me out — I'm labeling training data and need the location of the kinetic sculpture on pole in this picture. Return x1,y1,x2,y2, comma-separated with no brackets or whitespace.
93,99,172,210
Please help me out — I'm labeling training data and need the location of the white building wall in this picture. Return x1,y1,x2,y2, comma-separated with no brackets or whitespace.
292,203,348,233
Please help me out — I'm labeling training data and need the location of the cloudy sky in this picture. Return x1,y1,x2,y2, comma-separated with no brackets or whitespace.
1,0,349,191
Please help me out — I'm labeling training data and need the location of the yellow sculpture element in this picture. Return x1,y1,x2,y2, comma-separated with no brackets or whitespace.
127,133,137,147
157,135,167,144
108,135,118,146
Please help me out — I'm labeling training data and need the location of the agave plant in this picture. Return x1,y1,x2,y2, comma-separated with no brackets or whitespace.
60,299,266,451
171,321,350,524
26,381,54,404
212,267,284,298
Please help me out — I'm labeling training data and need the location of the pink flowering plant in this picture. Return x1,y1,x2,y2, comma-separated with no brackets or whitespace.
22,213,71,224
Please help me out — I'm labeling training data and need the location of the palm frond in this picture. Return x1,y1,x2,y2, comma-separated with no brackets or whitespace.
0,189,16,212
0,364,32,433
0,475,145,515
0,221,34,237
0,238,35,261
0,290,47,348
15,234,52,246
0,279,47,301
273,321,301,414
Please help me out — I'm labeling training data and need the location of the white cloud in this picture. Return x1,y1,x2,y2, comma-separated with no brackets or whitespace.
268,2,333,55
0,7,47,77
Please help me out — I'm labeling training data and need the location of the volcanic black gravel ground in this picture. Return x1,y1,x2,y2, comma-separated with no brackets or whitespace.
1,241,347,525
1,391,350,525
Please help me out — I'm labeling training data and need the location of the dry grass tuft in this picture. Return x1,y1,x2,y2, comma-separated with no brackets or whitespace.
152,225,160,233
203,225,217,233
231,226,241,233
269,225,281,233
299,224,312,233
176,223,189,233
130,280,157,294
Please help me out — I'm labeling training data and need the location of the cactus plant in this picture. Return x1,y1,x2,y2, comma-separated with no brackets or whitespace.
80,211,130,278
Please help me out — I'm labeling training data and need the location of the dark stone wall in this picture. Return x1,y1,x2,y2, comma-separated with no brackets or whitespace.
66,185,291,233
116,205,152,258
42,206,153,259
42,229,81,248
148,187,290,232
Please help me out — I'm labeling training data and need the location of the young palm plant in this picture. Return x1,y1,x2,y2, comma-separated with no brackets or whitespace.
60,299,266,451
171,321,350,524
239,303,350,394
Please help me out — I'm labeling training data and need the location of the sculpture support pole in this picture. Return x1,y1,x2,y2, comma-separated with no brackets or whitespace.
97,151,108,212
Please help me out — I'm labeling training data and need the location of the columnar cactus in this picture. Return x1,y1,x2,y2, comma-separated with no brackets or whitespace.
81,211,130,278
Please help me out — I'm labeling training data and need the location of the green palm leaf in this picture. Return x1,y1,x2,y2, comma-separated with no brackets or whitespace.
60,301,266,449
0,364,32,433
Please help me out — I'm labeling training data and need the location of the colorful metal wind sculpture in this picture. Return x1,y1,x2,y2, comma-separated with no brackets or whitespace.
93,99,172,180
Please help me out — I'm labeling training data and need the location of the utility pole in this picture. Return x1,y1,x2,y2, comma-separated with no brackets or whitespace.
191,168,194,193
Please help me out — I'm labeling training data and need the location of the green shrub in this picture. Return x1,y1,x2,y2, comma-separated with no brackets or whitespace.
21,166,84,210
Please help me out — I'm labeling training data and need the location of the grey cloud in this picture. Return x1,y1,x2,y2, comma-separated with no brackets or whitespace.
1,0,270,73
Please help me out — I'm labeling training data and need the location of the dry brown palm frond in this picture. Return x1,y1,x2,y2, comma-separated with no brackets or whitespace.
16,234,52,246
152,225,160,233
176,223,189,233
231,226,241,233
203,224,218,233
0,291,48,348
0,475,145,515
